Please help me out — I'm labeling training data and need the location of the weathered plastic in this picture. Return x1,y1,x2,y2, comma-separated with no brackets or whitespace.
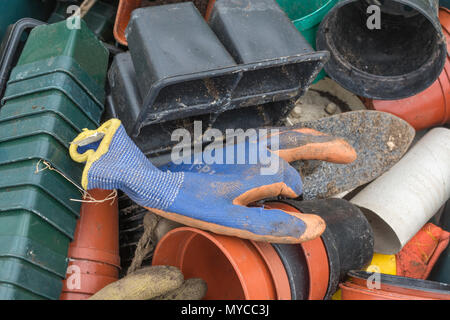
0,235,67,278
108,51,295,158
2,72,103,120
9,56,105,105
317,0,447,99
0,209,70,258
208,0,329,108
0,159,80,216
126,3,241,133
0,283,46,300
17,19,109,88
0,112,78,149
0,257,63,300
363,7,450,130
275,0,338,82
0,91,99,131
0,134,83,195
48,0,116,42
0,18,45,99
0,186,78,239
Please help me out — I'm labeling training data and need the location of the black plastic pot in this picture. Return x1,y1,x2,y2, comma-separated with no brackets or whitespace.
271,243,309,300
316,0,447,99
107,51,295,162
269,198,374,299
124,1,327,137
208,0,329,108
0,18,45,99
126,2,242,135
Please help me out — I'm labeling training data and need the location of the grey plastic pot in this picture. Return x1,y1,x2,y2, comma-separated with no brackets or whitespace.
316,0,447,99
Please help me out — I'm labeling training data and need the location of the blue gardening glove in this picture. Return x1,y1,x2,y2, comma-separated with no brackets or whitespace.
70,119,356,243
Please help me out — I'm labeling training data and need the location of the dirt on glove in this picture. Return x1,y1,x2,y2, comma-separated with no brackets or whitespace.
89,265,184,300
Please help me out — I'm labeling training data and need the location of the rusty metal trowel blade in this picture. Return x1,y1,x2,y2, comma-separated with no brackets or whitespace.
286,110,416,200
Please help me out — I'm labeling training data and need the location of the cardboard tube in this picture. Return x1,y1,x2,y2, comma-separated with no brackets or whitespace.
351,128,450,254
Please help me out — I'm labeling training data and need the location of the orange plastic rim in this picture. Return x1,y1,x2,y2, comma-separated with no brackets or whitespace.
348,274,450,300
340,282,433,300
66,259,119,278
264,202,330,300
62,273,117,295
60,292,92,300
153,227,291,300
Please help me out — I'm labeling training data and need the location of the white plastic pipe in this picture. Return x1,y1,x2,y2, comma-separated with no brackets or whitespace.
351,127,450,254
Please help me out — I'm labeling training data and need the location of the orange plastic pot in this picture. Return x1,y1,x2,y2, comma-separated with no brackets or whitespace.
339,282,428,300
60,292,92,300
340,271,450,300
68,189,120,268
114,0,214,46
66,259,119,278
61,273,117,296
363,8,450,131
152,227,291,300
264,202,329,300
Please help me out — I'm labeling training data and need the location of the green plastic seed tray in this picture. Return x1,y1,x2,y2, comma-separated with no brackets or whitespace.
0,209,71,259
2,72,104,120
0,235,68,278
0,91,100,130
17,20,109,88
0,186,78,239
0,159,81,216
0,134,83,184
0,257,63,300
9,56,105,105
0,283,46,300
0,112,79,149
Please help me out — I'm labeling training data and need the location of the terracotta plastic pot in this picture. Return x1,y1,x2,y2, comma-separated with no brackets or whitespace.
351,128,450,254
264,202,330,300
266,199,374,299
362,7,450,131
341,271,450,300
114,0,213,46
152,227,291,300
68,189,120,268
60,189,120,300
59,292,92,301
62,273,118,296
66,259,119,278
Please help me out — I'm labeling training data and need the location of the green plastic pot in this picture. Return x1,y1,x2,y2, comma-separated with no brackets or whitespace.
0,91,100,130
0,257,62,300
0,112,78,149
0,209,70,259
429,200,450,284
0,134,83,185
441,0,450,9
0,235,68,278
16,19,109,88
2,72,104,121
276,0,338,82
0,186,78,239
48,0,116,42
9,56,105,105
0,283,46,300
0,159,81,216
